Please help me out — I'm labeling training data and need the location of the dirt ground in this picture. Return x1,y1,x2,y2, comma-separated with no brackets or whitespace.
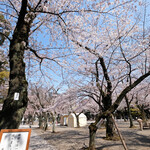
30,120,150,150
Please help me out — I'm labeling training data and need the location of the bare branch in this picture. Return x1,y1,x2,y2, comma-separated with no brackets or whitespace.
27,47,63,67
34,0,43,11
8,0,19,16
116,16,132,85
0,32,11,41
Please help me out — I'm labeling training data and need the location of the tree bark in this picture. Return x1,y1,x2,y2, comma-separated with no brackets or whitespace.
51,113,56,133
76,115,80,128
102,95,116,139
74,112,81,128
89,123,98,150
43,112,48,131
125,95,134,128
140,105,147,122
52,119,56,133
38,114,43,129
106,115,115,139
0,0,30,129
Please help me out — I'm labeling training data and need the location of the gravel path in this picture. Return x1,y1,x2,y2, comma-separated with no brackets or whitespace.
19,125,57,150
20,120,150,150
28,129,57,150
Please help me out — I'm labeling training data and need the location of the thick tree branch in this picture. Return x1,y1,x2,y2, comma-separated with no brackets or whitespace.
95,59,105,98
34,0,43,11
17,0,27,25
98,57,112,94
95,71,150,124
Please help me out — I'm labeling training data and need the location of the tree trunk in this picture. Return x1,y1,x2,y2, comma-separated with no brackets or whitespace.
38,114,43,128
102,96,116,139
128,110,134,128
74,112,80,128
51,113,56,133
106,115,115,139
43,112,48,131
127,104,134,128
52,119,56,133
89,123,98,150
0,33,28,129
0,0,35,129
140,105,147,122
125,96,134,128
76,115,80,128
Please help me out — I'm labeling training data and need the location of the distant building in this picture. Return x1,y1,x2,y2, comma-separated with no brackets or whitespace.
60,114,69,126
68,113,87,128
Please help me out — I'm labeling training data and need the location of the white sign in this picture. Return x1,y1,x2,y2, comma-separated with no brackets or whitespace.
0,129,31,150
14,93,20,100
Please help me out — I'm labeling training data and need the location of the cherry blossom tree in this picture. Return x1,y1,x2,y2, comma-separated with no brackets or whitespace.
57,0,150,149
25,83,61,131
0,1,149,150
0,0,106,129
135,83,150,121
